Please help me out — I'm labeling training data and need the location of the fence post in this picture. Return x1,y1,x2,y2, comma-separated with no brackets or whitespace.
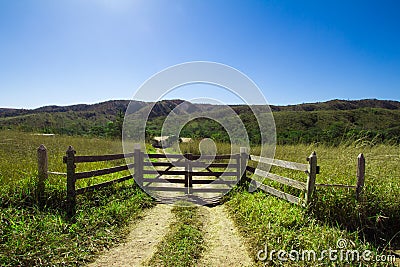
65,146,76,218
187,153,193,194
305,151,317,205
37,144,48,206
356,153,365,200
134,144,143,188
239,147,249,186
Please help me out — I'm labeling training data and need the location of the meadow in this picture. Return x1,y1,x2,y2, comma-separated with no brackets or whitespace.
0,130,399,266
0,130,153,266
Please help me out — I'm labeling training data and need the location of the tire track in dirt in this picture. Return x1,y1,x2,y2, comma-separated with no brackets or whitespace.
87,204,173,267
197,205,254,267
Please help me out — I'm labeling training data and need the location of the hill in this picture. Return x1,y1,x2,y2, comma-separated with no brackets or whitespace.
1,99,400,145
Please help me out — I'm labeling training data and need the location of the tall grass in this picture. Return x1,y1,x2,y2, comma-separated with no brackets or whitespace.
0,130,154,266
232,143,400,265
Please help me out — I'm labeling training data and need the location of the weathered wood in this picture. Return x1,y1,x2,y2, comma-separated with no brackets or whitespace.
305,151,317,205
251,179,300,205
145,186,187,192
73,153,134,163
250,155,309,172
142,177,235,185
76,174,133,194
253,168,306,190
75,164,133,179
356,153,365,200
188,154,193,194
147,154,184,159
142,170,237,176
315,183,356,188
142,178,186,184
239,147,248,186
66,146,76,218
134,144,143,187
37,144,48,205
191,188,231,193
191,179,237,185
198,154,233,160
184,153,193,194
143,161,237,169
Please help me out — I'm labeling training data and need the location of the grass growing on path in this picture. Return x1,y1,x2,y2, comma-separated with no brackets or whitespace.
148,203,205,267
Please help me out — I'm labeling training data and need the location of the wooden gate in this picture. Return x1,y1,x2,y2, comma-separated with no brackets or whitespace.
134,146,245,205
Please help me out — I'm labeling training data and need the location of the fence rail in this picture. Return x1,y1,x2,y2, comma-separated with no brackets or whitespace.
37,144,366,217
246,152,318,206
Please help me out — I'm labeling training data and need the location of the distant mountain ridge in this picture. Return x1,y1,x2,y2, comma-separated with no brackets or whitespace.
1,98,399,118
1,98,400,144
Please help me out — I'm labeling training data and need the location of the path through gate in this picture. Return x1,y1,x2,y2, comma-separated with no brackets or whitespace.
134,147,247,205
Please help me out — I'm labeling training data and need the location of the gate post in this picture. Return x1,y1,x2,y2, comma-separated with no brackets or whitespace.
305,151,317,206
134,144,143,188
65,146,76,218
184,153,193,194
239,147,249,186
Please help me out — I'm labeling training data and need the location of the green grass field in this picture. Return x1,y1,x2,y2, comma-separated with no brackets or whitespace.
0,130,399,266
0,130,154,266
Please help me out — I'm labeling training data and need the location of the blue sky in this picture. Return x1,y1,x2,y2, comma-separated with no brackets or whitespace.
0,0,399,108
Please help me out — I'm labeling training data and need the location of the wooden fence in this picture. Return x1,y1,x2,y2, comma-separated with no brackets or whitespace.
37,145,365,216
245,151,365,206
245,152,318,206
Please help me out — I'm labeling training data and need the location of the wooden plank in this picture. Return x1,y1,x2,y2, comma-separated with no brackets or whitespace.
142,178,185,184
203,154,232,160
75,163,133,179
251,179,300,205
145,186,187,192
250,155,308,172
142,170,237,177
191,171,237,177
142,178,236,185
147,154,184,159
191,179,237,185
143,170,186,175
74,152,134,163
143,161,237,169
76,175,133,195
143,162,174,167
253,168,306,190
191,188,231,193
315,183,356,188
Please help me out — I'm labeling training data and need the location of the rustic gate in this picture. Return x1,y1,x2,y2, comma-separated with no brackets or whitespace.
133,146,246,205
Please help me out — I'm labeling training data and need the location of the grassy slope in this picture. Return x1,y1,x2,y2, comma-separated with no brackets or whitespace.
2,101,400,145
